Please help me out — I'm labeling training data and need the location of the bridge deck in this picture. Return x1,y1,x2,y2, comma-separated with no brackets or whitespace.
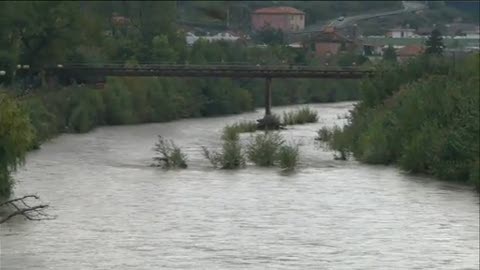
47,64,374,79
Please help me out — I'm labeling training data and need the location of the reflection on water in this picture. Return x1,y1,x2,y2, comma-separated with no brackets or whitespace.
1,102,479,269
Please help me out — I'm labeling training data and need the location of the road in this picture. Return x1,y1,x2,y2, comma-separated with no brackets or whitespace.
294,1,427,35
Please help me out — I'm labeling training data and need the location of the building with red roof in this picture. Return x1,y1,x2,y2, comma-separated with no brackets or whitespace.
304,28,359,57
251,6,305,33
397,45,424,62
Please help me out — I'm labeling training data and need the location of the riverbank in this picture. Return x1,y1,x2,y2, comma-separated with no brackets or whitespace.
327,54,480,190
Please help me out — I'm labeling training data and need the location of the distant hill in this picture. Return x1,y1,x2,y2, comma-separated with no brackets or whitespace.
177,1,403,31
445,1,480,21
357,1,479,36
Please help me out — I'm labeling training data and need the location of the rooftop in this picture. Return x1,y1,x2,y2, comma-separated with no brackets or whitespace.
253,6,304,15
397,44,424,56
309,29,354,43
389,28,416,32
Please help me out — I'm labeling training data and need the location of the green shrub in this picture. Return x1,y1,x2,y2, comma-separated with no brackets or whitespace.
328,126,351,160
277,143,300,171
202,139,245,169
103,79,135,125
153,136,188,169
246,132,284,166
21,98,58,148
282,107,318,125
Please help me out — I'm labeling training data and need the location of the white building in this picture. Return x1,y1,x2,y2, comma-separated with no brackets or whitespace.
464,29,480,39
386,28,416,38
185,32,241,46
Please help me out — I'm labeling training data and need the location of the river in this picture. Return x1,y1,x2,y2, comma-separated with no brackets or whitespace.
1,102,479,269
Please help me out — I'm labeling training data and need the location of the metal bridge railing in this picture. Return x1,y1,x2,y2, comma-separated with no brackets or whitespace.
47,63,372,72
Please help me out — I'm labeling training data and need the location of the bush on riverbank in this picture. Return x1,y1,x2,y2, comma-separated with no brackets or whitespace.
327,54,480,190
153,136,188,169
0,93,34,199
282,107,319,125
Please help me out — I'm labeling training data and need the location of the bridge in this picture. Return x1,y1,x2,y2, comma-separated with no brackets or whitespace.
45,63,374,118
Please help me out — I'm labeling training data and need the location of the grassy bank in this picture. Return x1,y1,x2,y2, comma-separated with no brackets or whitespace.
327,54,480,190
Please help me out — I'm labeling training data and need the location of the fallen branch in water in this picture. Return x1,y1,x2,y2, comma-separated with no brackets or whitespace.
0,195,53,224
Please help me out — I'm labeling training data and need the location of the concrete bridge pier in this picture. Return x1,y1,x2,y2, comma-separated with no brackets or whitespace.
257,77,281,130
265,77,272,116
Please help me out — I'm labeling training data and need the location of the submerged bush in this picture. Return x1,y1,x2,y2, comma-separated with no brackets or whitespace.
257,113,283,131
202,138,246,169
246,132,284,166
222,120,257,141
277,143,300,171
282,107,318,125
316,127,332,141
153,136,188,169
326,126,351,160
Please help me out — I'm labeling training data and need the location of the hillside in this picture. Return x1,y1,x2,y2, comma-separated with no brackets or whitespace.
177,1,403,31
178,1,478,37
358,1,479,36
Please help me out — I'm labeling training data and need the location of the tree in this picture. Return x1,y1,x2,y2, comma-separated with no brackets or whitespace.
0,93,34,198
383,45,398,62
152,35,178,63
121,1,177,44
425,29,445,56
254,26,284,46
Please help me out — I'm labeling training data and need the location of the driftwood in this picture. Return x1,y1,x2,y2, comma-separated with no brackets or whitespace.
0,195,52,224
256,115,285,131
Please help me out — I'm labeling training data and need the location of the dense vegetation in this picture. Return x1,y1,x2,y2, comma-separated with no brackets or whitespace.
0,94,33,199
327,54,480,190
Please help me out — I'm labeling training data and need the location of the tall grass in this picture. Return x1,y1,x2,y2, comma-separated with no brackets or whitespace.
222,120,257,141
282,107,318,125
153,136,188,169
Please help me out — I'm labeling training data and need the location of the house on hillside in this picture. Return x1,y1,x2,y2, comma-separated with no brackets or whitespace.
464,27,480,39
386,28,416,38
251,6,305,33
397,44,424,63
305,27,358,58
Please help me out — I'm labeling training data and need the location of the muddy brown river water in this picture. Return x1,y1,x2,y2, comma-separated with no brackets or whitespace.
1,102,478,269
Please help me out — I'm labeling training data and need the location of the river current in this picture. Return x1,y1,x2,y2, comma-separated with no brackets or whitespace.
1,102,478,269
